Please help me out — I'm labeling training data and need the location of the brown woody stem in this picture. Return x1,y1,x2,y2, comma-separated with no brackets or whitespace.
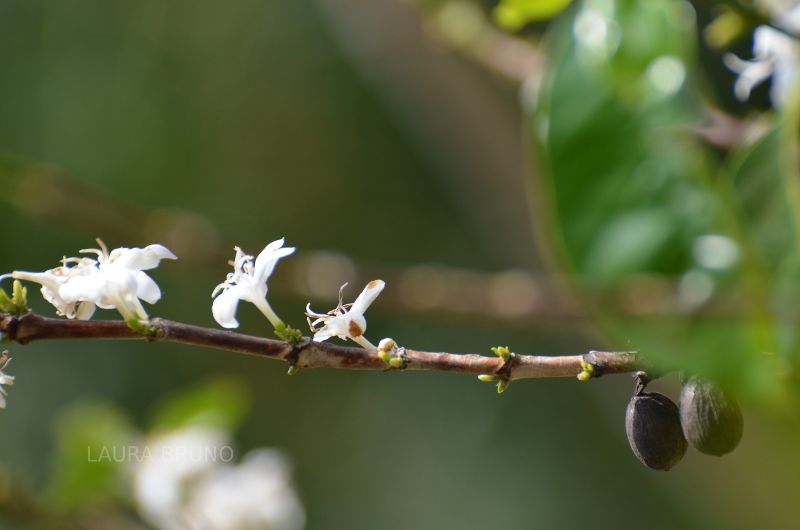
0,312,641,381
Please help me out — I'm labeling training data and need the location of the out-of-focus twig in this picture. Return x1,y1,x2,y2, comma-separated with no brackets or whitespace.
0,154,744,324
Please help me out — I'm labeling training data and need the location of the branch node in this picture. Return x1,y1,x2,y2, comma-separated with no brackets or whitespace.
492,351,517,394
2,315,21,344
387,347,408,370
496,351,516,380
283,337,310,369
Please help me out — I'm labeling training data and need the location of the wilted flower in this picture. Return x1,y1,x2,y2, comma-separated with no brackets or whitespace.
305,280,385,349
211,238,295,329
5,240,177,322
0,352,14,409
724,25,800,105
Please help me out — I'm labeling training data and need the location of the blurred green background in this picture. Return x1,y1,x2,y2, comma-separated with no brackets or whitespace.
1,0,800,528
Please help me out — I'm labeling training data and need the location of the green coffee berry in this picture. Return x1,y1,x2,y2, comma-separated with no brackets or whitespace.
679,376,743,456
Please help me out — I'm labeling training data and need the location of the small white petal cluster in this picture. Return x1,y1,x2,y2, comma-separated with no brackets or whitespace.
306,280,385,349
185,449,306,530
133,426,305,530
0,354,14,409
7,241,176,322
212,238,295,329
133,427,230,530
725,25,800,106
724,1,800,106
759,0,800,34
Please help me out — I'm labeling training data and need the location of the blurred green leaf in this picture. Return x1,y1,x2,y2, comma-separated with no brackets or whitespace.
726,127,800,369
47,400,135,510
150,377,250,433
727,129,791,269
535,0,710,285
528,0,787,398
493,0,574,30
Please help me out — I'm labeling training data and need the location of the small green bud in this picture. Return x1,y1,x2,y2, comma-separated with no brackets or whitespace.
127,317,158,336
496,380,510,394
274,323,303,345
491,346,511,361
378,350,392,364
0,288,12,312
287,365,301,376
8,281,28,314
388,357,405,369
577,360,595,381
478,374,497,382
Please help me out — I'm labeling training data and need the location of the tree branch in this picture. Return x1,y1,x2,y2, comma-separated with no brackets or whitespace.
0,312,641,381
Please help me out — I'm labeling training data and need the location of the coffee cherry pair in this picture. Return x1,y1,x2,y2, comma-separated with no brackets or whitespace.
625,373,743,471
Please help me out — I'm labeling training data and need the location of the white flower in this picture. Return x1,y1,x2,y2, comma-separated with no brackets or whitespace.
305,279,385,349
132,427,305,530
0,353,14,409
61,242,177,322
6,240,177,322
724,25,800,105
132,426,232,530
211,238,295,329
184,449,305,530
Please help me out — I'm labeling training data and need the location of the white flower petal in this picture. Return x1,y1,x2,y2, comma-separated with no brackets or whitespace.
264,238,286,253
111,244,178,271
212,288,243,329
75,301,97,320
320,315,351,341
136,271,162,304
313,329,333,342
254,240,295,284
59,274,107,304
10,270,61,292
350,280,385,316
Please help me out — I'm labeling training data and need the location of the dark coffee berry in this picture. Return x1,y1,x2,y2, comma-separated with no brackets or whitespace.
626,392,687,471
679,376,743,456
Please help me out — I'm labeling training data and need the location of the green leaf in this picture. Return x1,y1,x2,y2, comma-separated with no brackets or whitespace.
150,377,250,433
725,126,800,371
46,400,135,510
534,0,711,286
493,0,574,30
528,0,785,400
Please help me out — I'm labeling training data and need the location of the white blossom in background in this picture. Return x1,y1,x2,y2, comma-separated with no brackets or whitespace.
0,353,14,409
185,449,305,530
132,427,304,530
724,25,800,105
133,426,231,530
212,238,295,329
759,0,800,35
305,280,385,349
5,240,177,322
